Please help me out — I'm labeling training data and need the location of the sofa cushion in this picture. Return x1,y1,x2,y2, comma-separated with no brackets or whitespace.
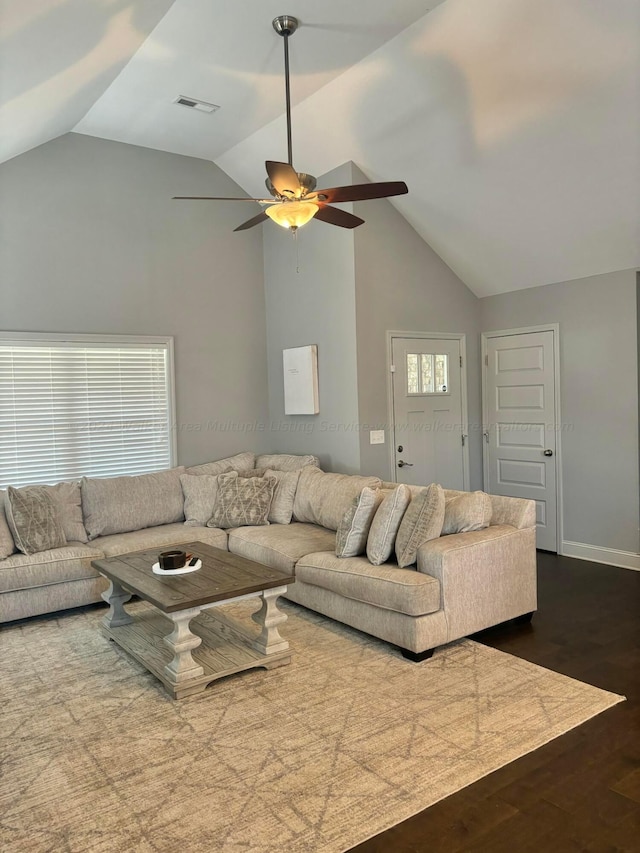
185,452,255,477
5,486,67,556
442,490,492,534
228,522,336,574
255,453,319,472
0,491,16,559
295,552,441,617
180,473,224,527
335,487,384,558
293,467,382,531
208,472,276,529
81,467,186,539
366,485,411,566
95,523,227,557
0,543,104,593
44,481,89,544
395,483,445,568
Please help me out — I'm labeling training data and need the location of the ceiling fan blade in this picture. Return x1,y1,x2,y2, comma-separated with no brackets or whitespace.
314,204,365,229
173,196,273,203
234,211,270,232
311,181,408,204
266,161,301,197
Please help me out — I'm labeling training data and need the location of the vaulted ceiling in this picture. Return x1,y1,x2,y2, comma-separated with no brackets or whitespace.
1,0,638,296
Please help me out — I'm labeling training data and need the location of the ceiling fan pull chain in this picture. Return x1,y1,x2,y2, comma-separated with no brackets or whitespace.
294,228,300,274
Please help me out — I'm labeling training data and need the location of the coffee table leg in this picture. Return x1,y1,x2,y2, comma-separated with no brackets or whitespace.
102,579,134,628
163,608,205,683
251,586,289,655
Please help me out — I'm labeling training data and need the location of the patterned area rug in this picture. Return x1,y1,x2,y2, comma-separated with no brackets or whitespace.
1,600,624,852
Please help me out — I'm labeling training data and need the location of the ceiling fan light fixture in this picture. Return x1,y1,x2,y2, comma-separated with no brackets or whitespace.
265,201,319,231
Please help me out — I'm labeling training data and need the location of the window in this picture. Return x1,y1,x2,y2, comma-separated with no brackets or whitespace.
406,352,449,394
0,333,176,488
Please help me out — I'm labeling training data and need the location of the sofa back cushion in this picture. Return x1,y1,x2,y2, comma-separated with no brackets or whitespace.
442,490,492,534
256,453,319,472
185,452,255,477
293,467,382,531
81,467,186,540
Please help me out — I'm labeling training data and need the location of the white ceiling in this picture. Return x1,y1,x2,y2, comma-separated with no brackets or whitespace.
2,0,639,296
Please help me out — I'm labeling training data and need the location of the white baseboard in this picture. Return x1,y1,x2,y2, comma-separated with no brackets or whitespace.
561,541,640,571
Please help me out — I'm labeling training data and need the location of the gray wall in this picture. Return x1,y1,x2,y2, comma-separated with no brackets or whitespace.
262,164,361,473
0,132,269,467
480,269,639,554
352,166,483,486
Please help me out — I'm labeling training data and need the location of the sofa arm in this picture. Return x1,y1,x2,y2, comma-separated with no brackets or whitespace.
416,524,537,643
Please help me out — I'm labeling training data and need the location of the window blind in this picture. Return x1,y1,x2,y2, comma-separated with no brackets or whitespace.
0,336,175,488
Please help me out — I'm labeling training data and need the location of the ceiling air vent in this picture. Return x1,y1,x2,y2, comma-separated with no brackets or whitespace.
174,96,220,114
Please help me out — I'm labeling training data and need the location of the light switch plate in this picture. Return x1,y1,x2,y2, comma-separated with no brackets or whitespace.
369,430,385,445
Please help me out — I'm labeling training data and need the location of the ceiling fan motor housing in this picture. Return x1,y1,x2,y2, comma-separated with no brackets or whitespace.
272,16,299,36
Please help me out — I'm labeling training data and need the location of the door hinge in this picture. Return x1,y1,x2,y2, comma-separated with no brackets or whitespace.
390,364,396,373
461,434,467,446
485,354,488,366
459,356,463,368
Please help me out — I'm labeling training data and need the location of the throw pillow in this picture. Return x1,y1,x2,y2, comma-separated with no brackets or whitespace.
366,484,411,566
0,491,17,559
180,473,224,527
442,491,493,534
4,486,67,556
207,472,276,529
395,483,445,568
185,452,255,477
44,481,89,543
335,487,384,558
264,468,300,525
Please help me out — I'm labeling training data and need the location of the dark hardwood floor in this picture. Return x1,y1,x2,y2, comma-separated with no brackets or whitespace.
349,553,640,853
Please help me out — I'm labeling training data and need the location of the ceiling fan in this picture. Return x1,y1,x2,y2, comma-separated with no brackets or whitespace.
173,15,408,233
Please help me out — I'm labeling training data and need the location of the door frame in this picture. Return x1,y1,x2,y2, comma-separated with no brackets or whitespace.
386,330,470,489
481,323,564,554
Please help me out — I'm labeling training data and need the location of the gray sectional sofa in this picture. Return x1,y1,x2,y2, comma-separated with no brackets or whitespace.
0,452,537,659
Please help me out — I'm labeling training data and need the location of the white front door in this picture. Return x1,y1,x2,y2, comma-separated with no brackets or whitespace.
391,336,466,489
483,329,558,551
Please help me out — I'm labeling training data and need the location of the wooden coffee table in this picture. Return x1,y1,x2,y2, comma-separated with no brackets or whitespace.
92,541,294,699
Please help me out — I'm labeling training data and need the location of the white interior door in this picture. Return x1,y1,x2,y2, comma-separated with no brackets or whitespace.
391,336,466,489
484,330,558,551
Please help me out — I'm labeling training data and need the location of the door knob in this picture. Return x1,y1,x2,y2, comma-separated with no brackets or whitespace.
543,449,553,457
397,460,413,468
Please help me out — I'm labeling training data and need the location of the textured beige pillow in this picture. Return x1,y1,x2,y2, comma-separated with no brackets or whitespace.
293,467,382,531
256,453,319,472
264,468,300,525
185,452,255,477
335,487,384,558
207,472,276,529
44,481,88,543
395,483,445,567
442,491,493,534
81,467,186,540
180,473,224,527
5,486,67,555
366,484,411,566
0,491,17,559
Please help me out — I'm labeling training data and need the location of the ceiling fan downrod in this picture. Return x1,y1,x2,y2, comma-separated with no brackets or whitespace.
272,15,299,167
